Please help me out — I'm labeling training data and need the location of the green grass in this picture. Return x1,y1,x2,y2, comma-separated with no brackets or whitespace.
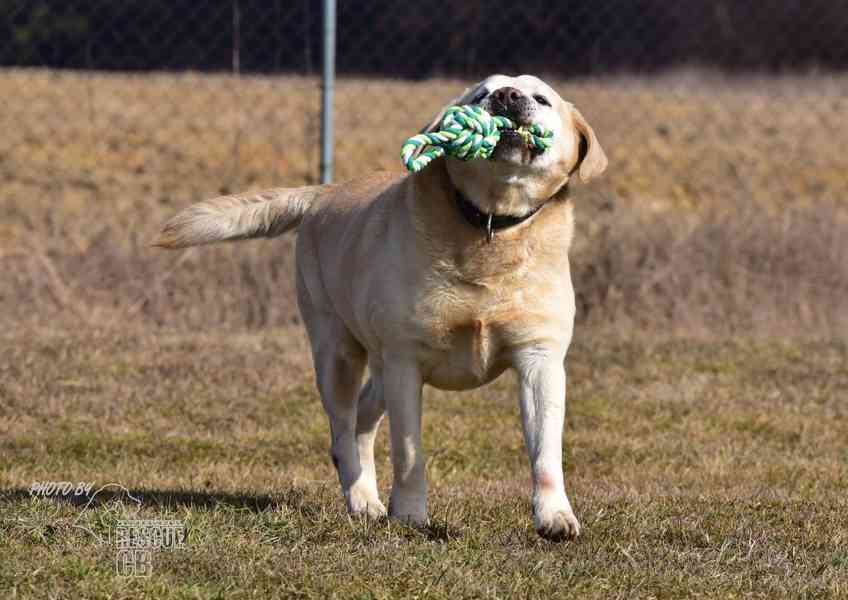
2,67,847,597
2,329,846,598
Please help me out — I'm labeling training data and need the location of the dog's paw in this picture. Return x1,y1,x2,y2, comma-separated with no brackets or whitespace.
387,500,429,528
534,507,581,541
352,500,388,520
388,490,429,528
346,488,387,519
388,510,429,528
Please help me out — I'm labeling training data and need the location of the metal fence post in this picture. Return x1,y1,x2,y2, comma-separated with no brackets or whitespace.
320,0,336,184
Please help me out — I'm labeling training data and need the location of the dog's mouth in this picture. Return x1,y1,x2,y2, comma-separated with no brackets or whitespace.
494,130,548,163
500,130,524,144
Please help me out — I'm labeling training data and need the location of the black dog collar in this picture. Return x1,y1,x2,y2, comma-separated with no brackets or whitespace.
454,189,545,243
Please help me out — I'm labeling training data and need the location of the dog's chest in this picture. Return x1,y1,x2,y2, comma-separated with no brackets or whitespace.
413,276,571,391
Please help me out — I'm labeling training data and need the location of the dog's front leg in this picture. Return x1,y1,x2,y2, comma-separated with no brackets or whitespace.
515,348,580,540
383,360,428,527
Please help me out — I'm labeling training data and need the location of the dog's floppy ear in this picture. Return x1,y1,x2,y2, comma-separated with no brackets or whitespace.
420,80,489,134
571,106,608,183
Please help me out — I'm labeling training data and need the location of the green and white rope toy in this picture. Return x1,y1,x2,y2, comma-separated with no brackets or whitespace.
401,104,554,173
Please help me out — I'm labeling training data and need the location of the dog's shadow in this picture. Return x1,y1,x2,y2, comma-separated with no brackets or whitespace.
0,487,458,541
1,486,314,514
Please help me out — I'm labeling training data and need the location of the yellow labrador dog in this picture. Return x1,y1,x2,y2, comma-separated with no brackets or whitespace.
156,74,607,539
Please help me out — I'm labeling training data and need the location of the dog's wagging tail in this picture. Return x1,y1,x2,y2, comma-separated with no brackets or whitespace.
153,186,320,249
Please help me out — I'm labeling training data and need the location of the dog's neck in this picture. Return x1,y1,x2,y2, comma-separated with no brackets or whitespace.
407,158,575,280
411,158,570,219
454,176,543,218
453,186,558,242
440,160,570,219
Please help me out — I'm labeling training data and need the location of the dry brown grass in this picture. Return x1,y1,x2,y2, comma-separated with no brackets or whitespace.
1,68,847,596
2,330,847,597
2,69,847,336
573,202,848,337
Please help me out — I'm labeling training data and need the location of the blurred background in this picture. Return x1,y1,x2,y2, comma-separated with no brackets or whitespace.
2,0,847,337
4,6,847,594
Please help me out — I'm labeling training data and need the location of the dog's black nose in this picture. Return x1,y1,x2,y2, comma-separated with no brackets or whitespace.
490,86,533,124
492,86,523,107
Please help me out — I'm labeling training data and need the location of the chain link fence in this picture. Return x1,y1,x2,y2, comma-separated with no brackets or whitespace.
2,1,848,334
3,1,848,188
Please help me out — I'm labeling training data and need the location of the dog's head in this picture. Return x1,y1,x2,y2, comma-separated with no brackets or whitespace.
422,75,607,212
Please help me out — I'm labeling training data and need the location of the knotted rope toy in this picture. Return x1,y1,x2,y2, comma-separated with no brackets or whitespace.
401,104,554,173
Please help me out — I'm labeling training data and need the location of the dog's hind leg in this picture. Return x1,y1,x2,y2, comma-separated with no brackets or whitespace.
300,310,385,517
314,338,388,518
354,374,386,515
296,259,385,518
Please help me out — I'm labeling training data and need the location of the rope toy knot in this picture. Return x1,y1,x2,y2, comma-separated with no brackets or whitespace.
401,105,554,173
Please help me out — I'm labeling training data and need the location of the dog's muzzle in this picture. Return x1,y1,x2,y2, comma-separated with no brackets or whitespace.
489,86,535,126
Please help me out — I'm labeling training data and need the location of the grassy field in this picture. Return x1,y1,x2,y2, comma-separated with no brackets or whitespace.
2,69,847,336
1,69,848,597
2,331,847,598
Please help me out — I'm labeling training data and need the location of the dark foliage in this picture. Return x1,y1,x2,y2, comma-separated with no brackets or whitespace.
3,1,848,77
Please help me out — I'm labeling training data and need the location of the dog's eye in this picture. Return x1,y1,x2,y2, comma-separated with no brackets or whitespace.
533,94,551,107
470,90,488,104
